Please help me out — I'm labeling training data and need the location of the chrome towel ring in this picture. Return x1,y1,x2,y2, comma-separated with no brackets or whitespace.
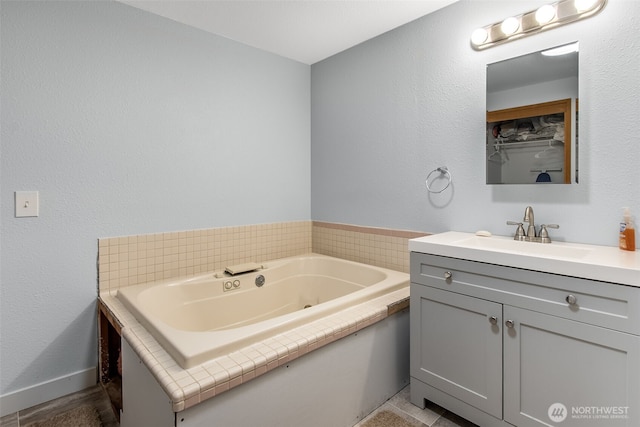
425,166,452,193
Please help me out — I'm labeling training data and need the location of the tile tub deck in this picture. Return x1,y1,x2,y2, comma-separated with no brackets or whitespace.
99,286,409,412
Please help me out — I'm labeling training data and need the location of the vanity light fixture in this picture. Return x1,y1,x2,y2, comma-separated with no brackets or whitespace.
471,0,606,50
575,0,599,12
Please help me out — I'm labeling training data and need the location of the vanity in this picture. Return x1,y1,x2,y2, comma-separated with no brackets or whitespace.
409,232,639,427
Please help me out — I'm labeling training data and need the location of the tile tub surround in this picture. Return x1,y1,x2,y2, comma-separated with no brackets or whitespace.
98,221,428,294
97,221,424,412
98,221,312,294
312,222,428,274
101,287,409,412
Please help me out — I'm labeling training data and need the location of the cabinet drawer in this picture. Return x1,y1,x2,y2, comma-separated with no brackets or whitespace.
411,252,640,335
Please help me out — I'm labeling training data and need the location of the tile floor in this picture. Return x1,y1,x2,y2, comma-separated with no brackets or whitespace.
0,383,476,427
356,385,479,427
0,385,118,427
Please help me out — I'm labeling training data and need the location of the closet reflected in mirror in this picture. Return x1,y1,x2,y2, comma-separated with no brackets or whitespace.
486,42,578,184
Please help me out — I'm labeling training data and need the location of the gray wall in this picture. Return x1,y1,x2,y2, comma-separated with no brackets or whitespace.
311,0,639,245
0,1,309,400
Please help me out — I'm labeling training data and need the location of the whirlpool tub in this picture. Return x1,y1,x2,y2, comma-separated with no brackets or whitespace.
116,254,409,368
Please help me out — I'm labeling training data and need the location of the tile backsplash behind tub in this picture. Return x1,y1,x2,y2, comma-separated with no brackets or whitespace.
312,222,426,273
98,221,427,294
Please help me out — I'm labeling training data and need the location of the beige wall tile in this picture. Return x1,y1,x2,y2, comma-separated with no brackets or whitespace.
97,221,426,293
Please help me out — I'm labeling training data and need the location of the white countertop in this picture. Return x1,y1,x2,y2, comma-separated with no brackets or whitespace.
409,232,640,287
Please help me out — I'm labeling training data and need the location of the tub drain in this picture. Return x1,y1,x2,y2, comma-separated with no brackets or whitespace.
303,304,313,309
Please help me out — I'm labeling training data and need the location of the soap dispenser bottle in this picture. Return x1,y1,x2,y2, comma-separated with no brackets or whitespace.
619,207,636,251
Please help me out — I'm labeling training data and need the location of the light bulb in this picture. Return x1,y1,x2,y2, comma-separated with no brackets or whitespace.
471,28,488,45
501,17,520,35
535,5,556,24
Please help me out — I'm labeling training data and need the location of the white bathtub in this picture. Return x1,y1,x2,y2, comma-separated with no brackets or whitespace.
116,254,409,369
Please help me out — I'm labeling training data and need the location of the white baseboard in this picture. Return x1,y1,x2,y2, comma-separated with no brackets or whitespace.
0,367,97,417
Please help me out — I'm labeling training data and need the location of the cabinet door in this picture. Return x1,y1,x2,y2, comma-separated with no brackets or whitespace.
410,284,503,418
504,306,640,427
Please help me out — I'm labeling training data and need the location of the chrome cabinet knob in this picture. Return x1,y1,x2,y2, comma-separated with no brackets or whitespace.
444,271,452,280
489,316,498,325
505,319,515,328
566,294,577,305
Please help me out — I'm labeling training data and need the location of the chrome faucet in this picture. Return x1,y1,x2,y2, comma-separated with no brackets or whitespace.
523,206,536,238
507,206,559,243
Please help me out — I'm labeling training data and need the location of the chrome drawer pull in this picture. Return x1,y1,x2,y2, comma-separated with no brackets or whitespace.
489,316,498,325
566,294,577,305
444,271,452,280
505,319,515,328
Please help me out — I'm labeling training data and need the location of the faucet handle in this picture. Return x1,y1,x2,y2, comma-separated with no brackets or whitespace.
539,224,559,243
507,221,526,240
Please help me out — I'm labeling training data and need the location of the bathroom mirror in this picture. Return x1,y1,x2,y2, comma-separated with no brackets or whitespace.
486,43,578,185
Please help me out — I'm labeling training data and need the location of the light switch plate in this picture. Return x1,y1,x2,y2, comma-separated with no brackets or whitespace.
15,191,39,217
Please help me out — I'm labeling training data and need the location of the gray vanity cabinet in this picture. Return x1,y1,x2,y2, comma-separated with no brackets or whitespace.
503,305,639,427
410,252,640,427
411,284,503,418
